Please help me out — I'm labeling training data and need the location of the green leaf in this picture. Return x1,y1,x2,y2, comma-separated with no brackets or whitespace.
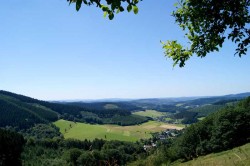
127,5,132,12
108,13,114,20
133,6,139,14
103,11,108,18
119,6,124,12
76,0,82,11
116,9,120,14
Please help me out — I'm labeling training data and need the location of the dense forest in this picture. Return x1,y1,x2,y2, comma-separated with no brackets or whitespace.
22,138,146,166
0,91,149,128
0,129,25,166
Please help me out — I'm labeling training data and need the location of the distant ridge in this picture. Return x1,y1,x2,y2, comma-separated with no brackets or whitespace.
50,92,250,103
223,92,250,98
57,92,250,104
1,90,250,105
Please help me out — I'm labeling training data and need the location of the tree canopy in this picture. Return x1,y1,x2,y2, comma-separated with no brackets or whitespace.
68,0,250,67
164,0,250,67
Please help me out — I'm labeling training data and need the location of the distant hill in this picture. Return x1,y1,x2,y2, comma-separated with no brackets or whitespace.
0,90,149,129
67,92,250,105
223,92,250,98
182,92,250,106
65,101,141,112
1,90,249,129
62,92,250,112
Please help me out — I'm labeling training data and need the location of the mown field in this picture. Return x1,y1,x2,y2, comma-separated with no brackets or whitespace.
172,143,250,166
132,110,167,118
54,120,183,142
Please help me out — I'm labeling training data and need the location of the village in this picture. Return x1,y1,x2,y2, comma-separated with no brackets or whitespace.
143,128,182,151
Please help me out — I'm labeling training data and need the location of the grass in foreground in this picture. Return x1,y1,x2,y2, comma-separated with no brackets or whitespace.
172,143,250,166
54,120,183,142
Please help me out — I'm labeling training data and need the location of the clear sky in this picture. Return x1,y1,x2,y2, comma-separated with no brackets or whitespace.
1,0,250,100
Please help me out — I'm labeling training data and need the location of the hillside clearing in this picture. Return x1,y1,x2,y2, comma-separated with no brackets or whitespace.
54,120,183,142
132,110,167,118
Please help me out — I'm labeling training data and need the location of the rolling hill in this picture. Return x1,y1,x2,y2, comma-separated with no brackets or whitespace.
1,90,249,129
0,90,148,129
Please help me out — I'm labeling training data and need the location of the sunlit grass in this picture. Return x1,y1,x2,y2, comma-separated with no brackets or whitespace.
133,110,167,118
172,143,250,166
54,120,183,142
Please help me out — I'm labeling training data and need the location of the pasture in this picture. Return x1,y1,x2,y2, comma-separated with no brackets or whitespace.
132,110,167,118
54,120,183,142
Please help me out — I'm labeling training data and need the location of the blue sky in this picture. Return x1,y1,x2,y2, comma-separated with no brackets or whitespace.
1,0,250,100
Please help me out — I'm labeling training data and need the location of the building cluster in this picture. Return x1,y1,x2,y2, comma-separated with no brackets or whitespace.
143,129,181,151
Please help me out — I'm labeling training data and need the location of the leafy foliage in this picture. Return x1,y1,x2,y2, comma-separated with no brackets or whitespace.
22,138,145,166
22,124,63,140
68,0,141,19
163,0,250,67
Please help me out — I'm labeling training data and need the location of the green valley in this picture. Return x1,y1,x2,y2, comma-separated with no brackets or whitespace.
0,90,250,166
54,119,183,142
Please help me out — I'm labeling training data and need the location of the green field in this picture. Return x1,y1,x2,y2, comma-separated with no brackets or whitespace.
103,104,119,109
132,110,167,118
172,143,250,166
54,120,183,142
197,117,205,121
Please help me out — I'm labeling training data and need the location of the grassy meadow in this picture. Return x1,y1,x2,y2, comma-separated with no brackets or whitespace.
172,143,250,166
132,110,167,118
54,119,183,142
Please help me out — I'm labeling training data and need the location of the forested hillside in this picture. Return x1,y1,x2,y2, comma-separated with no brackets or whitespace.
166,99,241,124
171,97,250,160
67,102,141,112
172,104,250,159
134,97,250,165
0,90,148,128
0,94,58,129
